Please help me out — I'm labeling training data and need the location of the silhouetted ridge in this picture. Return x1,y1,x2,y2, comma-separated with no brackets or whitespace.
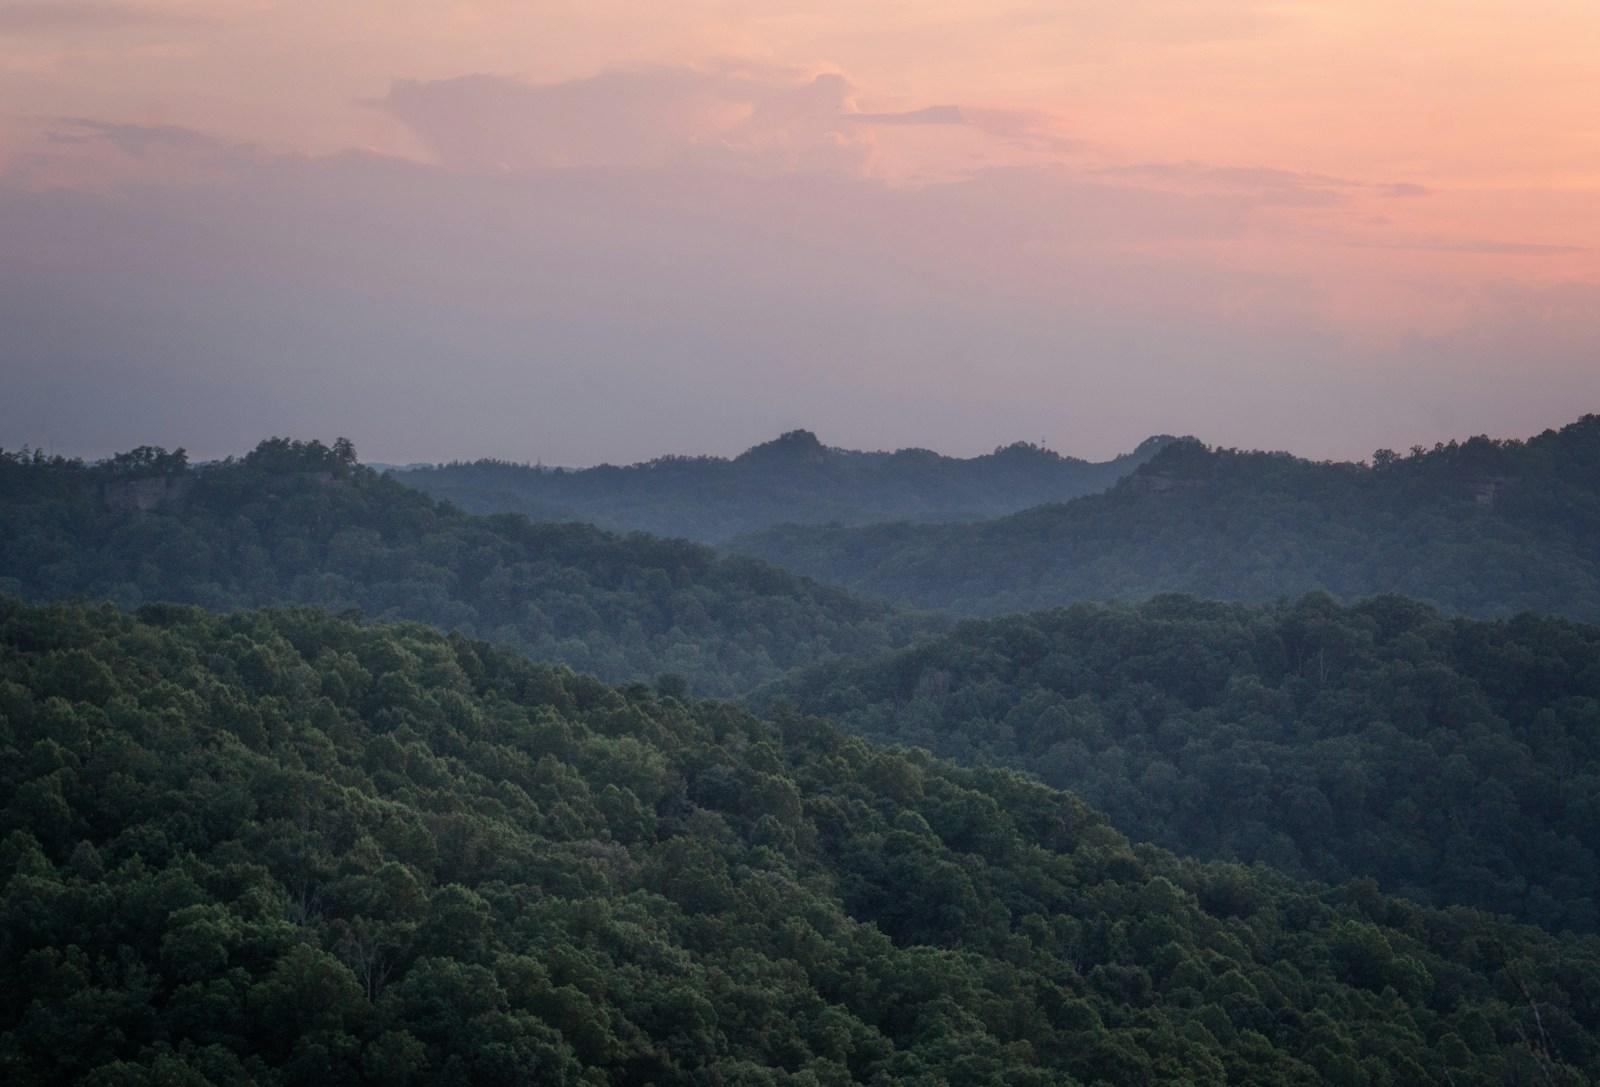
735,428,828,462
1117,436,1216,487
987,440,1069,463
0,437,932,696
394,430,1168,542
732,414,1600,620
1131,433,1183,456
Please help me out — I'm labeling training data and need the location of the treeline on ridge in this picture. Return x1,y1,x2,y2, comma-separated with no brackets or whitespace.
393,430,1175,544
731,415,1600,621
0,438,931,697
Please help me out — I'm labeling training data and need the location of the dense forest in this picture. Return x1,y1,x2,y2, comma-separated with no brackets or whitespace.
4,599,1600,1085
0,440,931,697
732,415,1600,621
772,593,1600,934
393,430,1174,544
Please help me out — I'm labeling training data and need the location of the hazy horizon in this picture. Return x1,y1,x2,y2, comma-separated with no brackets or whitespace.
11,411,1598,474
3,2,1598,465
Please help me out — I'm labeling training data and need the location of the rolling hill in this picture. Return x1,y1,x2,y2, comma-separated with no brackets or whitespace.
392,430,1176,544
771,593,1600,933
0,439,931,697
2,598,1597,1084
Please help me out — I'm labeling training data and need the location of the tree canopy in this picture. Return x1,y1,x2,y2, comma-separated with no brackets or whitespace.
0,439,930,697
772,593,1600,933
3,598,1599,1084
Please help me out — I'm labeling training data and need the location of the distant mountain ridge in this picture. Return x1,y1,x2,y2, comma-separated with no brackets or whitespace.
0,438,932,696
730,415,1600,621
390,430,1178,543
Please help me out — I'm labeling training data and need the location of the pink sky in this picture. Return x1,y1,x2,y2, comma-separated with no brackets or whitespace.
1,1,1596,463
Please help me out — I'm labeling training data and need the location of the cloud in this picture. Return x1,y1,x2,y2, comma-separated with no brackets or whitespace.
1352,237,1587,256
998,0,1288,44
957,108,1080,153
2,117,259,188
847,105,966,125
371,63,1078,179
844,103,1079,159
1095,161,1432,205
374,64,873,175
0,1,203,33
46,117,235,158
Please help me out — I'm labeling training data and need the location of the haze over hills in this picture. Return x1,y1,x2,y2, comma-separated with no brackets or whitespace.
771,593,1600,934
0,439,932,697
392,430,1178,544
4,598,1599,1085
731,415,1600,621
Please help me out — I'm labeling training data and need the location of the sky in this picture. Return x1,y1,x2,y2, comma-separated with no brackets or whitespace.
1,1,1597,465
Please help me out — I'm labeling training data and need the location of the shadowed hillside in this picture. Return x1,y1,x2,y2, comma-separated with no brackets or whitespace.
771,593,1600,933
732,415,1600,621
0,439,932,697
392,431,1176,543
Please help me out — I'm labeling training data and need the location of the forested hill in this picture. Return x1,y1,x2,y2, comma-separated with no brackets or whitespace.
4,599,1600,1085
0,439,931,697
391,430,1176,543
771,593,1600,933
732,415,1600,620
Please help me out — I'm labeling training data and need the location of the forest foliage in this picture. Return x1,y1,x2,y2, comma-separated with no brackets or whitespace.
3,599,1600,1085
731,415,1600,621
772,593,1600,934
0,438,930,697
393,430,1174,544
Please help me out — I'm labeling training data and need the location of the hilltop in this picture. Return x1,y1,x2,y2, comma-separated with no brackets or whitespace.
732,415,1600,621
392,431,1176,543
0,439,930,696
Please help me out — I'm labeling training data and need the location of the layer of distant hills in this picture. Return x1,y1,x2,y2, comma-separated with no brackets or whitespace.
733,415,1600,621
0,439,932,697
391,429,1177,543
